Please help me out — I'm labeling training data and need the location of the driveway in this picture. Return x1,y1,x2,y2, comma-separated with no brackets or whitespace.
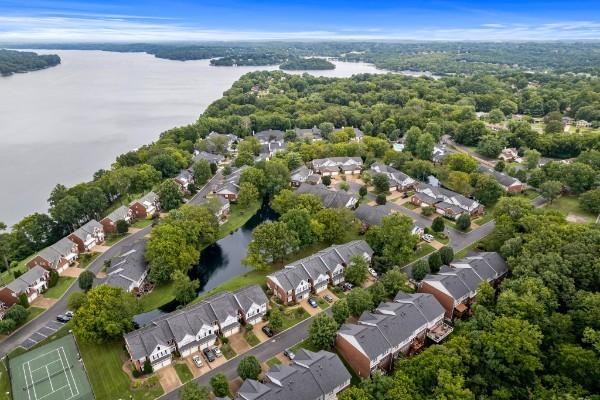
298,300,320,316
252,321,271,343
228,333,251,354
184,355,211,378
31,296,57,309
61,267,84,278
157,365,181,392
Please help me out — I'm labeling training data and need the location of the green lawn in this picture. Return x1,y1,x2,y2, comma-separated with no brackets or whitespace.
220,343,236,360
78,252,100,269
218,200,261,239
290,339,320,353
455,242,481,259
0,255,32,286
473,213,495,225
402,202,418,210
104,233,130,246
44,277,75,299
23,306,45,325
245,331,260,347
0,358,10,399
281,307,310,331
433,232,450,244
546,195,597,224
131,218,153,229
174,362,193,383
78,339,164,400
316,297,329,310
266,357,281,367
137,281,176,312
400,243,436,267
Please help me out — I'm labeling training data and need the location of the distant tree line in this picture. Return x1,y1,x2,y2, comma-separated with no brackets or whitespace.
0,49,60,76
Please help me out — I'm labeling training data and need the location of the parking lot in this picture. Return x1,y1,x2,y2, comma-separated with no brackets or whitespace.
20,320,66,349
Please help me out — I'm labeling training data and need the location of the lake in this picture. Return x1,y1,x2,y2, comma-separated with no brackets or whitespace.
134,202,277,326
0,50,389,226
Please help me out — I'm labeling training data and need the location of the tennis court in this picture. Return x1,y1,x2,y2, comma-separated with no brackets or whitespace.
9,334,94,400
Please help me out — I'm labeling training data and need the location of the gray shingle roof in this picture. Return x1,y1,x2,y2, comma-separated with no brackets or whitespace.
290,166,312,183
193,151,225,164
338,323,390,361
394,292,445,324
422,273,471,301
205,292,239,324
104,205,131,222
354,204,392,226
233,285,268,314
71,219,102,241
131,191,158,207
105,240,148,291
478,165,521,188
6,266,47,294
295,183,357,208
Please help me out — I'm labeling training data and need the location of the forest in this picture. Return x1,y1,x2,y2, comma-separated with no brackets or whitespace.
279,57,335,70
13,41,600,75
0,49,60,76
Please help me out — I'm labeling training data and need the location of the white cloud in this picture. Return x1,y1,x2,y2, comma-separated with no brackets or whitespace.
1,15,600,42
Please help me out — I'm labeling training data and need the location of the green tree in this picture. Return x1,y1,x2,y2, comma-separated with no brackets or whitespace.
313,208,354,244
180,382,210,400
540,180,562,204
524,149,541,170
263,159,290,197
78,270,95,291
380,267,409,297
428,252,443,273
456,213,471,231
445,153,479,174
369,281,388,305
372,173,390,194
415,133,435,160
359,185,368,197
439,246,454,265
477,135,505,158
432,217,445,233
494,160,505,172
116,219,129,235
473,174,504,206
308,313,339,350
157,179,183,211
404,126,422,154
280,209,314,246
268,307,284,332
192,159,212,185
146,223,199,283
72,285,135,343
580,189,600,214
412,259,430,281
5,304,28,325
48,269,59,288
347,288,374,316
446,171,472,195
237,182,259,209
321,175,332,186
244,221,299,270
366,213,418,265
375,193,387,205
432,370,475,400
68,291,87,311
210,373,230,398
332,298,350,325
345,255,369,286
19,293,29,308
172,270,199,305
338,387,372,400
237,355,262,380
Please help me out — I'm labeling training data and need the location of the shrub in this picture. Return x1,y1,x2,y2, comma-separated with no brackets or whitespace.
18,293,29,308
116,219,129,234
0,319,16,334
48,269,59,288
78,271,95,291
13,270,23,279
143,360,153,375
359,185,368,197
439,246,454,265
412,259,430,281
322,175,332,186
428,252,443,273
221,336,229,344
375,193,387,205
237,355,262,380
456,213,471,231
421,206,434,216
432,217,445,233
5,304,29,325
132,368,142,378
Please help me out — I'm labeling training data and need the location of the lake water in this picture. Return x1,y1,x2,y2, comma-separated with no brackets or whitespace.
0,50,389,226
134,202,276,326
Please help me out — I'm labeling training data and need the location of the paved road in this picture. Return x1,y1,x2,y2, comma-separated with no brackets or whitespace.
0,172,224,356
159,308,333,400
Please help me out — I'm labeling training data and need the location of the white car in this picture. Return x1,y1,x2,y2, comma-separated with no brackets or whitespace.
368,268,378,278
212,346,223,358
423,234,434,243
192,354,203,368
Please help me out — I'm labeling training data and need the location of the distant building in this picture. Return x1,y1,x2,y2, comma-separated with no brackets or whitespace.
105,241,149,293
129,191,160,219
100,205,134,234
296,183,358,209
67,220,105,252
311,157,363,176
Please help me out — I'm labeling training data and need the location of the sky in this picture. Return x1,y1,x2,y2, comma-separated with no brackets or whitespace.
1,0,600,42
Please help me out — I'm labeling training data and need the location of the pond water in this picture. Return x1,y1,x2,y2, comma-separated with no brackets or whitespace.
134,202,276,325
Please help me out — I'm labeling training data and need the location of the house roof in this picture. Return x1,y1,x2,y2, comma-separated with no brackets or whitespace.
5,266,47,294
123,322,173,361
175,169,193,182
104,205,131,222
422,273,471,301
268,266,310,292
333,127,363,138
235,350,350,400
255,129,285,143
294,126,322,140
370,163,414,186
205,292,239,324
71,219,102,241
338,323,390,361
105,240,148,291
478,166,521,188
416,183,481,211
131,191,158,207
311,157,363,169
295,183,357,209
394,292,445,324
290,166,311,182
354,204,392,226
193,151,225,164
233,284,268,313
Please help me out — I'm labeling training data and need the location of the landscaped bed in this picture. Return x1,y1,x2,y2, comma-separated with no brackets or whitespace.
220,342,236,360
281,307,310,331
266,357,281,367
244,330,260,347
78,252,100,269
174,362,193,383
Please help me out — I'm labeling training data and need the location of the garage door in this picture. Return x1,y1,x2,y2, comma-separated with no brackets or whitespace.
153,358,172,370
222,326,240,337
181,346,198,357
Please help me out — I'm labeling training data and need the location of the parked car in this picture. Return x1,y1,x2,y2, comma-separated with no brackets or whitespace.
308,298,318,308
203,347,216,362
323,294,333,303
423,234,434,243
212,346,223,358
283,348,296,360
65,310,74,318
341,282,353,291
192,354,203,368
262,325,274,337
56,314,70,323
368,268,378,278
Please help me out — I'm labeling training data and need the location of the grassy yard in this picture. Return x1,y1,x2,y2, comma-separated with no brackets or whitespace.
399,243,436,267
281,307,310,331
473,213,495,225
0,255,32,286
174,362,193,383
316,297,329,310
220,343,236,360
0,358,10,399
218,200,261,239
433,232,450,245
291,339,320,353
44,277,75,299
131,218,153,229
546,195,597,224
455,242,481,259
402,202,418,210
104,233,130,246
23,306,45,325
78,339,164,400
78,252,100,269
245,331,260,347
137,281,176,312
266,357,281,367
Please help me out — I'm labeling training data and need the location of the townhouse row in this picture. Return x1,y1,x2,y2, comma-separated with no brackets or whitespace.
336,251,508,378
235,349,351,400
267,240,373,305
124,285,268,371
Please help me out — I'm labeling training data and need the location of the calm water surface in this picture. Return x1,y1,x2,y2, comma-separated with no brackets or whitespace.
0,50,388,225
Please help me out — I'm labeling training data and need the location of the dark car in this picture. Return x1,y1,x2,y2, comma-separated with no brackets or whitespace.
283,348,296,360
308,298,318,308
262,325,274,337
56,314,70,323
203,347,216,362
